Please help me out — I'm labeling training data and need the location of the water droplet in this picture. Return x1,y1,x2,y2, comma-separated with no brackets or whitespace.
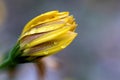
43,51,48,55
31,25,34,27
54,42,57,45
24,49,30,53
49,27,54,30
24,32,28,36
43,27,48,31
61,45,66,49
29,28,37,34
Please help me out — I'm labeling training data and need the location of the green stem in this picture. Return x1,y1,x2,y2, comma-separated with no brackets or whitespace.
0,42,20,69
0,57,11,69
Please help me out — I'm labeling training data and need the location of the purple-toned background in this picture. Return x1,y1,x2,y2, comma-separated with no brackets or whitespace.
0,0,120,80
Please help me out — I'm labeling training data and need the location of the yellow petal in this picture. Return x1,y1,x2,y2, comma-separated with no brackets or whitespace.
23,31,77,56
20,16,74,39
24,25,72,48
21,11,69,35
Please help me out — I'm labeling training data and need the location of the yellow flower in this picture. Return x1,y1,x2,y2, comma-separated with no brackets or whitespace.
0,10,78,68
18,10,77,58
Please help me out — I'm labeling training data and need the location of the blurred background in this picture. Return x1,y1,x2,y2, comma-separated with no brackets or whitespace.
0,0,120,80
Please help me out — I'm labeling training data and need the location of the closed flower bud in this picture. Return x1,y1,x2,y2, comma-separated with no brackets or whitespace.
16,10,78,62
0,10,78,67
